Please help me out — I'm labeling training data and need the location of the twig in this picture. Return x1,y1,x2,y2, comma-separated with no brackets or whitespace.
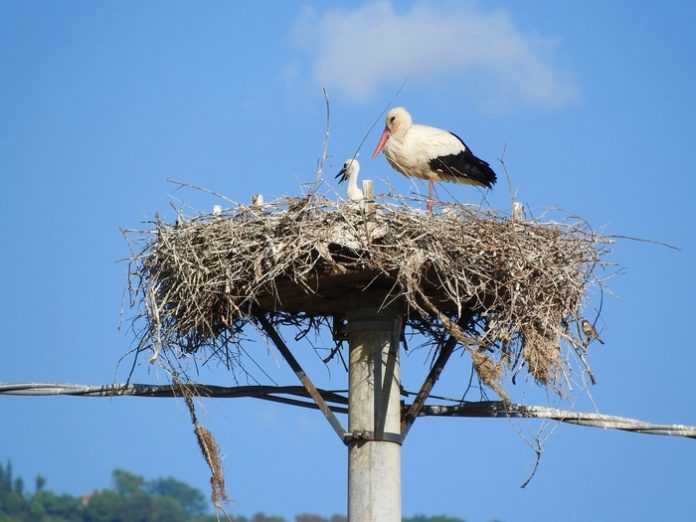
315,87,331,184
350,70,412,162
166,179,236,204
608,234,680,251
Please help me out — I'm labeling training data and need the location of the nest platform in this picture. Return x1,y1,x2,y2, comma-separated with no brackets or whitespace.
127,195,609,394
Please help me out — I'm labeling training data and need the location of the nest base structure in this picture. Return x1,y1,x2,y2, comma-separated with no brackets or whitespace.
129,194,606,394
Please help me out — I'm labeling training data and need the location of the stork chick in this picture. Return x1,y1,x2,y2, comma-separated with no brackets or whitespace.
335,158,364,202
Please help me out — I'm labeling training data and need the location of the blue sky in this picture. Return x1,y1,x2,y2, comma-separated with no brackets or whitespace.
1,1,695,520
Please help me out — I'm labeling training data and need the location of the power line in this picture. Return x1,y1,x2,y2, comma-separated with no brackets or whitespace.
2,381,694,439
420,402,696,439
0,382,348,413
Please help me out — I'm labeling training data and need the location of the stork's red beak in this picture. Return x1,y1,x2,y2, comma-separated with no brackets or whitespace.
371,126,391,160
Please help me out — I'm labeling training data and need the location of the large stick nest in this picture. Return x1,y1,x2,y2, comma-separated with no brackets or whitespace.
126,194,611,399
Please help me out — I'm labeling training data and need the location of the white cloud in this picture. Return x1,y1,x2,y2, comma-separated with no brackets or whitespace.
291,1,579,109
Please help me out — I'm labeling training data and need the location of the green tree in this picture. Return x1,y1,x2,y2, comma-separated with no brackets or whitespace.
29,494,47,520
31,490,81,522
13,477,24,498
189,515,221,522
1,461,13,493
35,475,46,493
0,462,27,520
0,461,6,492
250,513,287,522
0,489,25,516
83,490,123,522
112,469,144,498
118,492,185,522
146,476,207,515
403,515,466,522
296,515,327,522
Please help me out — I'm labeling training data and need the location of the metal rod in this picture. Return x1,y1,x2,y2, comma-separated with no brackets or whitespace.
401,311,473,439
254,312,348,443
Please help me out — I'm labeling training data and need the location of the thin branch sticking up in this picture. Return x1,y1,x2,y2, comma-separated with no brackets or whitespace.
315,87,331,184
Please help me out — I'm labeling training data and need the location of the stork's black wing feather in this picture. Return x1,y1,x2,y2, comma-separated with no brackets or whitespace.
429,132,497,188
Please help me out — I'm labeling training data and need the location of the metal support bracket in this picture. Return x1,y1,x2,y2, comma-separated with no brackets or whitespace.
343,430,403,446
254,311,348,444
400,310,474,440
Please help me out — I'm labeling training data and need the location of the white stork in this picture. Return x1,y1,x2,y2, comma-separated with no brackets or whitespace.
371,107,496,211
335,158,364,202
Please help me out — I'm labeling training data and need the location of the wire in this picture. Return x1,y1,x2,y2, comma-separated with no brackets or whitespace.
0,382,348,412
3,382,694,440
420,401,696,439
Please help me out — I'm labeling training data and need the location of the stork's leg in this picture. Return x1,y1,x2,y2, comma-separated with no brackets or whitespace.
427,180,434,212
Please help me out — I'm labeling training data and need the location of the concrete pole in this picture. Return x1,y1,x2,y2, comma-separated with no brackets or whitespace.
347,293,403,522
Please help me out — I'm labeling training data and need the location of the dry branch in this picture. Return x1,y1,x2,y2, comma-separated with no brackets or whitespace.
175,378,229,510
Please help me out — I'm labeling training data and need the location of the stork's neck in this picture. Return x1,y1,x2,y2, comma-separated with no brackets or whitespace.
346,170,362,201
348,170,359,190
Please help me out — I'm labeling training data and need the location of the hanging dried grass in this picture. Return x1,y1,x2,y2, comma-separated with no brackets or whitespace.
125,193,611,397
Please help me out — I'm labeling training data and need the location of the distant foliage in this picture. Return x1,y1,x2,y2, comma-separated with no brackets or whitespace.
402,515,466,522
0,462,216,522
0,460,475,522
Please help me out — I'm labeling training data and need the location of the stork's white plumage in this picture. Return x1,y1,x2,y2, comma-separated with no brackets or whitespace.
371,107,496,210
335,158,364,202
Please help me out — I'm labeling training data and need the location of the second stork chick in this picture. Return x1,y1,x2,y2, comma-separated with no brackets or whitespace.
336,158,364,202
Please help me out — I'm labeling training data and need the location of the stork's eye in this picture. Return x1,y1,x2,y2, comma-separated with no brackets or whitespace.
389,116,396,123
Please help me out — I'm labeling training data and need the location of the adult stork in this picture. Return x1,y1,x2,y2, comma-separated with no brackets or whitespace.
371,107,496,211
335,158,364,202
